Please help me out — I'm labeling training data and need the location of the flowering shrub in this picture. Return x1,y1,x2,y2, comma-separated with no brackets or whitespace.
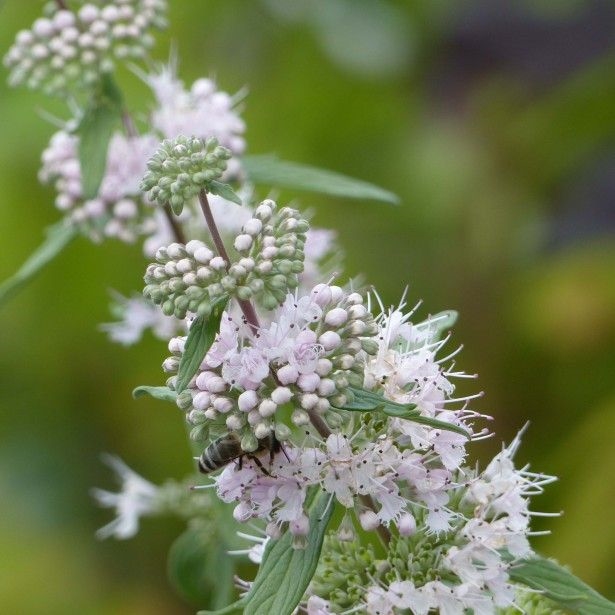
2,2,613,614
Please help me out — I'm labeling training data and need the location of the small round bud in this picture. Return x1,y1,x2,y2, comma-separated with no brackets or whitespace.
238,390,258,412
277,364,298,385
359,510,380,531
319,331,342,351
271,386,292,405
274,423,292,441
325,307,348,327
398,513,417,536
258,399,277,418
291,409,310,426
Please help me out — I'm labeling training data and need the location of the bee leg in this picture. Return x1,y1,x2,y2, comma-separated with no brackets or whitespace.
249,454,272,477
279,442,291,463
237,455,244,471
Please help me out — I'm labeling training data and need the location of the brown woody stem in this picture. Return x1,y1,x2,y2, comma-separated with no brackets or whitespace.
197,190,260,333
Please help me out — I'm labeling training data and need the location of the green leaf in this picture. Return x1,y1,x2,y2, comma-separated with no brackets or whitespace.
199,490,334,615
332,387,470,438
401,414,470,438
243,154,399,204
246,490,334,615
176,302,226,393
0,222,78,307
168,527,235,608
132,385,177,403
337,386,419,415
77,74,123,199
208,180,242,205
509,556,615,614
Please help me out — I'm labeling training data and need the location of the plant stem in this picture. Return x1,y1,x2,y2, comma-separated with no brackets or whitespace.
163,205,187,244
197,190,260,333
307,409,392,546
122,109,137,138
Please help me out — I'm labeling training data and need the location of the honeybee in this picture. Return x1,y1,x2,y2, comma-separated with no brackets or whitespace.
198,431,282,475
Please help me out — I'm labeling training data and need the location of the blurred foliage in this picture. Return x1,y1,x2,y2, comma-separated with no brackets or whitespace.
0,0,614,612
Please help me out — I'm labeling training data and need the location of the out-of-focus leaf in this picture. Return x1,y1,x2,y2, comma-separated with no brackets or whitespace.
77,74,123,199
176,302,226,393
168,527,235,608
0,222,78,307
243,154,399,204
132,386,177,403
208,180,242,205
509,556,615,614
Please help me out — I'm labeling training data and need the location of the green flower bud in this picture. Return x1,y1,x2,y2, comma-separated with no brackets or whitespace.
141,136,231,214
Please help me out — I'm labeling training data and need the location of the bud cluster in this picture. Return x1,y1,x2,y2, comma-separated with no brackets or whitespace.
163,284,378,446
39,130,159,242
143,200,309,318
304,431,557,614
4,0,167,95
147,67,246,177
141,135,231,214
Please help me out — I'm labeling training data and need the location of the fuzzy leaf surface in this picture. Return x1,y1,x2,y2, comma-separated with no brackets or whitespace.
509,556,615,614
0,222,78,307
244,154,399,204
176,303,226,393
199,490,334,615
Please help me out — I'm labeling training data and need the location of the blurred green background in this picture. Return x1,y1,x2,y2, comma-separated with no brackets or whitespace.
1,1,614,612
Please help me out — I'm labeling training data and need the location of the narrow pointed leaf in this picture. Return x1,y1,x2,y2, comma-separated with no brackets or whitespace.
77,74,123,199
243,155,399,204
176,302,226,393
509,556,615,614
0,222,78,307
334,386,418,415
245,490,334,615
333,387,469,438
132,385,177,403
401,414,470,438
208,180,242,205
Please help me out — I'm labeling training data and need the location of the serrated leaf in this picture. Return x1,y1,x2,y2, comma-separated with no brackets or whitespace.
0,222,78,307
132,385,177,403
243,154,399,204
168,527,235,608
509,556,615,614
208,180,242,205
77,74,123,199
199,490,334,615
176,302,226,393
333,387,469,438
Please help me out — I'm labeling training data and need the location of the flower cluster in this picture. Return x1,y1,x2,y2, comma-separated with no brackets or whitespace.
166,283,378,446
145,64,246,176
141,135,232,213
40,129,160,242
144,200,310,317
4,0,167,95
304,431,556,614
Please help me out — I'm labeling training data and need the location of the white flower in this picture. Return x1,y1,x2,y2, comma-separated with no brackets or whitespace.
100,292,182,345
91,455,160,539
